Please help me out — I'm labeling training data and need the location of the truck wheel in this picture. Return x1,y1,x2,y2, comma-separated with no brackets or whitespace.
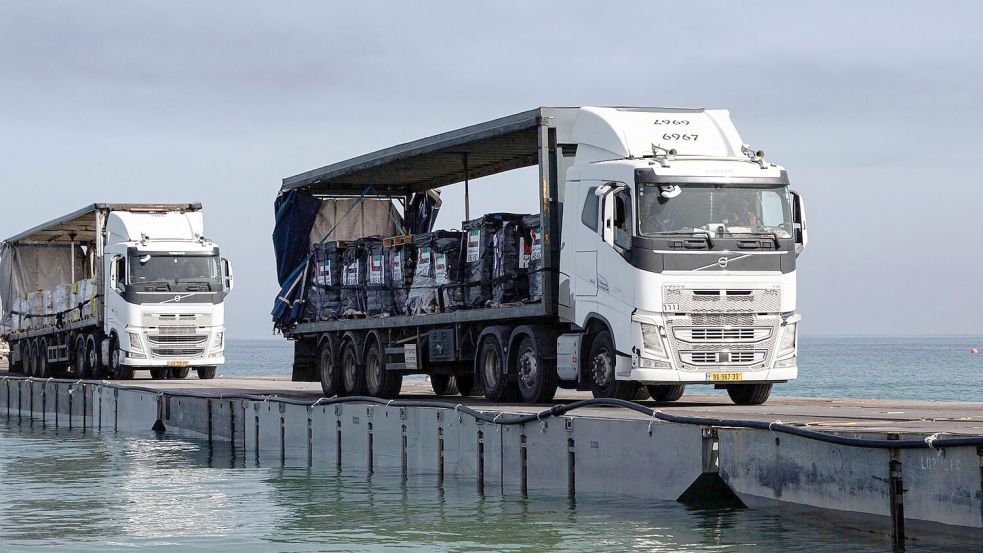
75,337,92,379
646,384,685,402
588,330,636,400
107,335,134,380
318,341,342,397
456,374,482,397
726,384,772,405
85,335,101,378
430,375,459,396
197,366,217,380
150,369,169,379
20,341,32,376
365,339,401,399
171,367,190,379
28,339,39,377
38,338,53,378
515,335,558,404
341,340,366,396
478,335,517,402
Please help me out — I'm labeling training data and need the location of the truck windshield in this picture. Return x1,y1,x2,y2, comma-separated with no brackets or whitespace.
129,254,221,286
637,183,793,238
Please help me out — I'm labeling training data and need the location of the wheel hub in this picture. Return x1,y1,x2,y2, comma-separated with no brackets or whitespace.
592,351,612,387
518,349,537,388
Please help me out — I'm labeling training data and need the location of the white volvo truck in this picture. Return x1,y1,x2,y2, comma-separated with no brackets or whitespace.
1,204,233,380
279,106,806,405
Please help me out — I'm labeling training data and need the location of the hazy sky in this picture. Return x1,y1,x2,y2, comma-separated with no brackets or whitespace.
2,2,981,338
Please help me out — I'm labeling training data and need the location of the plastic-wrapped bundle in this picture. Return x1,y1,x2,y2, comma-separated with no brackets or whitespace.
79,279,97,320
307,242,345,321
340,243,367,317
386,241,415,316
463,213,525,309
520,214,544,302
364,239,394,316
491,221,523,306
54,284,72,319
405,231,464,314
432,231,464,311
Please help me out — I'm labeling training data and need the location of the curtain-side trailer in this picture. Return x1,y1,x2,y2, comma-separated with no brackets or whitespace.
1,203,233,380
274,106,807,405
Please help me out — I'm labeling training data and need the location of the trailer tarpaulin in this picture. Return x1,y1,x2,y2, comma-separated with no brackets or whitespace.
273,189,321,287
1,242,84,326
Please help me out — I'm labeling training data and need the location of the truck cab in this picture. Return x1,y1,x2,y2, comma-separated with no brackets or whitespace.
102,210,232,379
556,107,806,404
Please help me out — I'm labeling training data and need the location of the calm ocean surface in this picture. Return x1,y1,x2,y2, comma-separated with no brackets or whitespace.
1,336,979,552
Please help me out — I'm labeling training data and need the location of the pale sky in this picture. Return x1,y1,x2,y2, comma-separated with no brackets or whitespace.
2,1,981,338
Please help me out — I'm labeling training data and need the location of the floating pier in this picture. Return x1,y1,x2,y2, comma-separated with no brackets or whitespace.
2,371,982,548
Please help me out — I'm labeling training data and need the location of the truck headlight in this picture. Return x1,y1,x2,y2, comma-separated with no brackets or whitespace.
127,332,143,353
213,332,224,351
640,323,667,358
778,323,796,356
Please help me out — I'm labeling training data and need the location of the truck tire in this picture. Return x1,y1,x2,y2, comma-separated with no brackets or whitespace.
477,335,518,402
456,374,482,397
588,330,636,400
150,369,169,379
341,339,366,396
84,335,101,379
646,384,685,402
430,375,459,396
318,341,342,397
171,367,190,379
20,340,34,376
33,339,42,377
197,366,217,380
107,335,134,380
514,335,558,404
726,384,772,405
74,337,88,378
364,339,401,399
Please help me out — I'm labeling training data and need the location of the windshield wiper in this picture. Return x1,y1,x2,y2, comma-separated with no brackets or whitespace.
653,231,714,249
735,231,781,249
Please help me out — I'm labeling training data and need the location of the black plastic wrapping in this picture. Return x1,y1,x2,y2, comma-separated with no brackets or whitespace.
405,231,464,314
519,214,543,302
307,242,345,320
490,220,523,306
340,242,367,317
364,239,394,316
386,241,415,315
463,213,525,309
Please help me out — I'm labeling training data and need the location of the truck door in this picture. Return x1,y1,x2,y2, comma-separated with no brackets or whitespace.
575,185,601,299
595,184,636,339
105,254,127,330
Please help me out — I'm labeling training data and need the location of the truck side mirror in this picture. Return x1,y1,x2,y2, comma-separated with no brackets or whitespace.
222,258,234,292
791,190,807,256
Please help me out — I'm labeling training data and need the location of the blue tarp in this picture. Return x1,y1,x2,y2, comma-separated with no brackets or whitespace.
272,189,320,330
273,189,320,286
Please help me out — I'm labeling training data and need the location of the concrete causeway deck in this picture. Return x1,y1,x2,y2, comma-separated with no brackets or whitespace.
2,369,982,548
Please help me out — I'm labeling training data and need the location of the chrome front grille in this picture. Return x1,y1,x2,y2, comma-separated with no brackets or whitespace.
147,334,208,345
666,314,780,372
151,347,205,357
663,286,781,313
142,313,213,327
680,350,766,366
673,327,771,343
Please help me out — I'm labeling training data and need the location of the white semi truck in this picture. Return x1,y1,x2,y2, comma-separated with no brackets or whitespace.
276,106,806,405
1,204,233,380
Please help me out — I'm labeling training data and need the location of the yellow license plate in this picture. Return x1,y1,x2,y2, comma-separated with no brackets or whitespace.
709,372,743,382
167,361,190,367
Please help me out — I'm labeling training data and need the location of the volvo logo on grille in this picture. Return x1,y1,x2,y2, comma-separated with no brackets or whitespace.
717,257,729,268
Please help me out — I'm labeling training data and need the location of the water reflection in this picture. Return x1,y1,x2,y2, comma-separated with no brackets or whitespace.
0,416,973,552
